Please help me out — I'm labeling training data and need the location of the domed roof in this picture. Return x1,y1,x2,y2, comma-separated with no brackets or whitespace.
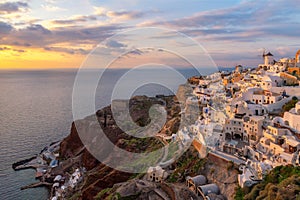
186,175,207,186
199,183,220,195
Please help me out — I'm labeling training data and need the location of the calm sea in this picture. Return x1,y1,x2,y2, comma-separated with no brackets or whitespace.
0,67,226,200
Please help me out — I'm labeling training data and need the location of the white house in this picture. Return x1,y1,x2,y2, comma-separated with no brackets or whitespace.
256,125,299,165
259,75,283,90
243,115,265,144
203,106,226,124
224,115,245,141
238,167,259,188
251,90,282,105
283,101,300,131
238,160,272,188
246,103,267,116
147,166,168,182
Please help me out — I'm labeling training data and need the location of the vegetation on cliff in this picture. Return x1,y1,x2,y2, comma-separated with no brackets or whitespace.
235,165,300,200
167,146,207,183
281,96,298,114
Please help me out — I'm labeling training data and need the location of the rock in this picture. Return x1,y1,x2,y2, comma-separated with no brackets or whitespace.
58,95,183,200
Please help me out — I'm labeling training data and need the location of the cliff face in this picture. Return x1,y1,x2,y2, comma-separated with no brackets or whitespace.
81,164,133,200
60,121,100,170
60,122,83,158
58,95,181,200
58,94,240,199
202,154,238,199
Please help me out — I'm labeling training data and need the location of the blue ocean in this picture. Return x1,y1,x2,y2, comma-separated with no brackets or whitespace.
0,67,230,199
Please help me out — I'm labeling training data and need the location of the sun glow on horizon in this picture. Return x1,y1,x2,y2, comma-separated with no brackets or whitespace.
0,46,85,69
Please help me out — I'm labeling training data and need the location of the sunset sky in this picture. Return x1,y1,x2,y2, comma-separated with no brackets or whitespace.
0,0,300,69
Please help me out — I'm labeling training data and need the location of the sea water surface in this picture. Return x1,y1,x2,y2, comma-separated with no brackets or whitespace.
0,67,222,200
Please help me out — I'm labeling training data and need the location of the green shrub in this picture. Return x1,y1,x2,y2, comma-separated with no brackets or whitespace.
234,186,244,200
282,97,298,113
94,188,112,200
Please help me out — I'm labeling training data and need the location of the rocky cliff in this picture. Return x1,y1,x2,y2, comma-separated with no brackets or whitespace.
58,93,239,200
58,95,182,199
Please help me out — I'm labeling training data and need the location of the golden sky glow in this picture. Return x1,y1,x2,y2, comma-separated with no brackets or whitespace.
0,0,300,69
0,46,85,69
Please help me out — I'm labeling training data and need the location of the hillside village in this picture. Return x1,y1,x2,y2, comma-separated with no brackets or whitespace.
174,50,300,192
123,49,300,199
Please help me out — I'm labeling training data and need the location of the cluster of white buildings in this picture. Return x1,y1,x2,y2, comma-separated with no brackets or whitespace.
51,167,86,200
181,50,300,188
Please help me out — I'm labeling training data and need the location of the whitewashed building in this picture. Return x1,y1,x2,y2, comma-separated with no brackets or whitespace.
243,115,265,144
251,90,282,105
283,101,300,131
256,125,299,165
147,166,168,182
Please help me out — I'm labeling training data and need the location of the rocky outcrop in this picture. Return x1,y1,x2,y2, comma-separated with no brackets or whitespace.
60,121,100,170
94,179,200,200
80,164,133,200
60,122,83,158
202,154,238,199
58,95,182,200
